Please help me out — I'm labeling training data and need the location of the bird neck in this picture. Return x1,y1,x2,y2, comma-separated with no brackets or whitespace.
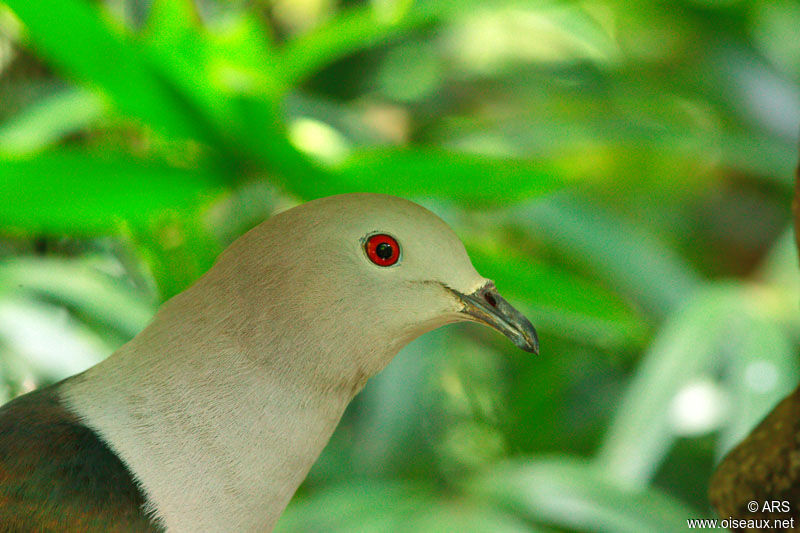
59,310,373,532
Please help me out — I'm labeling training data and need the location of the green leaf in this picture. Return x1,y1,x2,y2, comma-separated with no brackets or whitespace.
141,2,289,154
596,284,741,486
0,297,110,382
0,257,153,339
205,13,284,97
129,211,222,302
276,480,432,532
278,478,536,533
0,150,225,234
466,456,698,533
283,92,387,147
280,147,573,206
508,195,702,318
279,2,444,90
718,132,797,185
223,95,329,185
758,227,800,293
350,329,446,475
145,0,198,41
5,0,224,143
716,293,799,456
373,501,538,533
0,87,107,155
467,242,648,350
145,0,284,95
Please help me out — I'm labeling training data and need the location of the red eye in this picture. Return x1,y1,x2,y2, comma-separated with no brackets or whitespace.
365,234,400,267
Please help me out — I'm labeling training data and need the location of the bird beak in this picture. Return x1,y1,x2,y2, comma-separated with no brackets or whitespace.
450,282,539,354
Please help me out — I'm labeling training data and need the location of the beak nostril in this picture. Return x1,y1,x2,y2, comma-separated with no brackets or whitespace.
453,283,539,353
483,291,497,308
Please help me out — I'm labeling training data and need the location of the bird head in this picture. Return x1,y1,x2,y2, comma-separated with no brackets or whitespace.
196,193,538,387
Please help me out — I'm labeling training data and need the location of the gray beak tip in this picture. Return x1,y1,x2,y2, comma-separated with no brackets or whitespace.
453,282,540,355
517,333,540,355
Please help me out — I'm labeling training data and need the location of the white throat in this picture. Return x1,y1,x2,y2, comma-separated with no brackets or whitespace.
61,336,368,532
59,280,389,532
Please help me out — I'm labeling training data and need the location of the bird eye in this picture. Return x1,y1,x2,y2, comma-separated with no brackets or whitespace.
365,234,400,267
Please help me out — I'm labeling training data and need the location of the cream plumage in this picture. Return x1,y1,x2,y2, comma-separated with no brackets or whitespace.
0,193,538,532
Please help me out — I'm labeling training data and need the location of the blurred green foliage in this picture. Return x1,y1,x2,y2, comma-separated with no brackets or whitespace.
0,0,798,530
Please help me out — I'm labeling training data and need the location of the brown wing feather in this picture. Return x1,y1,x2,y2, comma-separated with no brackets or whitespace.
0,384,161,532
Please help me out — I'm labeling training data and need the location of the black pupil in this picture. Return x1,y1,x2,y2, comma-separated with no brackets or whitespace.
375,242,393,260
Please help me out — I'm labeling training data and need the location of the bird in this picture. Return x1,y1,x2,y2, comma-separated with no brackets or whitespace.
0,193,538,532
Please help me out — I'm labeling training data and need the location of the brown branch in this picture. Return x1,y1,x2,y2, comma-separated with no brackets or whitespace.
709,140,800,528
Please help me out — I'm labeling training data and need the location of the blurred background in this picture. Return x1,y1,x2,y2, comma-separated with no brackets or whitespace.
1,0,799,530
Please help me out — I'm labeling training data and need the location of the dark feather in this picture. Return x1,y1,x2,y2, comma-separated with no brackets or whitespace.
0,384,160,532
